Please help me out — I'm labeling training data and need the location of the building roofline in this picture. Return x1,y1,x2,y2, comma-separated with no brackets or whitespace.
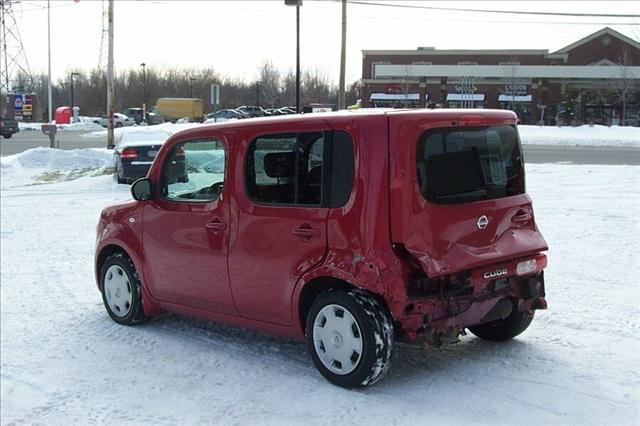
553,27,640,53
362,49,550,56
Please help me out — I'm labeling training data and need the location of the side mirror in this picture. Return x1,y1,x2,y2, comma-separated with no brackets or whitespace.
131,178,153,201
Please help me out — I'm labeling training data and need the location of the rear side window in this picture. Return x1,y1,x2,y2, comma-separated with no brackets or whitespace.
245,130,354,208
417,125,524,204
246,132,324,206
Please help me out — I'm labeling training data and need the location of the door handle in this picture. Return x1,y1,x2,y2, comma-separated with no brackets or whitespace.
205,219,227,234
293,224,320,239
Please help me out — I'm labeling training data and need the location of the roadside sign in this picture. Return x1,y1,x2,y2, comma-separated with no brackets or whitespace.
210,84,220,106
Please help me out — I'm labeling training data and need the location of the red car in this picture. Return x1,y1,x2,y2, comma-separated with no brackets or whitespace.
95,109,548,388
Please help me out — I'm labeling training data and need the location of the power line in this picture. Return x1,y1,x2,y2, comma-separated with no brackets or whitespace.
351,13,640,27
347,1,640,19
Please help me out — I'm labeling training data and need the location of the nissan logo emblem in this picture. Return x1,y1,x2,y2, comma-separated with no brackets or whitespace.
477,215,489,229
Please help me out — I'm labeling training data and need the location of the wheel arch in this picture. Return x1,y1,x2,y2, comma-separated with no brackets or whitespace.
294,274,392,339
95,241,162,318
95,244,129,289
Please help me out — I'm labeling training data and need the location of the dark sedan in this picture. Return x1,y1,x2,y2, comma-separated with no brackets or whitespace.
113,129,173,184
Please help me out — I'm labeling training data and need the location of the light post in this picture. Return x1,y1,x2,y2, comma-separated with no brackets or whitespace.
189,77,197,98
285,0,302,113
70,72,80,108
140,62,146,118
256,81,261,107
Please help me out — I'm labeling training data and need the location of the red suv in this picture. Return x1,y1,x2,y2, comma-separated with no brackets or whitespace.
95,109,548,388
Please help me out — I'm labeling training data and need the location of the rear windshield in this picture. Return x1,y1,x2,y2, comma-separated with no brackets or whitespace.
417,125,524,204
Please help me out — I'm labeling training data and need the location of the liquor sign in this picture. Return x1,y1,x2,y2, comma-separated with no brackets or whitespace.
504,83,528,95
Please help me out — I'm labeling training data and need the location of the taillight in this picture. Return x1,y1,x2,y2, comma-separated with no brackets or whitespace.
120,148,138,159
458,114,485,126
516,254,547,276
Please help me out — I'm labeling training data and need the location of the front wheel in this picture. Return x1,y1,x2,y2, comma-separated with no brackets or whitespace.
306,289,394,388
100,253,145,325
469,308,534,341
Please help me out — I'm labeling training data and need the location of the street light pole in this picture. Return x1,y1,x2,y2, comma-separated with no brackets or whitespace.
285,0,302,113
140,62,146,118
189,77,196,98
70,72,79,108
256,81,261,107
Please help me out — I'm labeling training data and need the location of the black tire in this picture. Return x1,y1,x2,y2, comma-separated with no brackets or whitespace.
3,133,12,139
469,308,534,341
306,288,394,388
99,252,146,325
115,122,123,128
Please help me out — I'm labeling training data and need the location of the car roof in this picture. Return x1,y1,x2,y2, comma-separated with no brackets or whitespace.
167,108,517,142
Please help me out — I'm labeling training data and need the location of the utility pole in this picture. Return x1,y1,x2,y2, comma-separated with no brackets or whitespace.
338,0,347,110
256,81,261,107
296,3,300,113
47,0,53,132
106,0,114,148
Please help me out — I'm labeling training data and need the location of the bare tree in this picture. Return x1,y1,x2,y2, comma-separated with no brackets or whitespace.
612,49,638,126
257,60,281,108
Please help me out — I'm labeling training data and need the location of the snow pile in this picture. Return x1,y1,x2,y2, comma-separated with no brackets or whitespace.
519,124,639,147
0,147,113,188
18,118,104,132
81,121,200,140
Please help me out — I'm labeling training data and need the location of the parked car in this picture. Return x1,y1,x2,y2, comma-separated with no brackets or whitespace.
96,112,135,128
236,105,269,117
205,109,247,121
95,109,548,388
0,117,20,138
113,128,173,184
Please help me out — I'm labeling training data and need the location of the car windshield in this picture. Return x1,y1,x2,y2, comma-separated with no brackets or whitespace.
416,125,524,204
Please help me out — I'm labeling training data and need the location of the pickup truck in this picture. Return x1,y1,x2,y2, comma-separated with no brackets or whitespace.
0,117,20,139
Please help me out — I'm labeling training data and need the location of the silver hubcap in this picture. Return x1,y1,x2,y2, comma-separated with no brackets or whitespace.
313,304,363,375
104,265,133,317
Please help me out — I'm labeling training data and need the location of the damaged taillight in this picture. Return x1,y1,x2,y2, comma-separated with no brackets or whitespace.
516,255,547,276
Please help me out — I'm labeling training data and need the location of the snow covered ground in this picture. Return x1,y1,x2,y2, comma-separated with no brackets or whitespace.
518,124,639,147
1,147,639,425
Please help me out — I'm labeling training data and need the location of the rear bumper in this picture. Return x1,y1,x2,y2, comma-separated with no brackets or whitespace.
119,161,153,180
397,257,547,345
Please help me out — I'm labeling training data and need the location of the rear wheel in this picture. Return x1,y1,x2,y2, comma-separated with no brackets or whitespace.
306,289,394,388
100,253,145,325
469,309,534,341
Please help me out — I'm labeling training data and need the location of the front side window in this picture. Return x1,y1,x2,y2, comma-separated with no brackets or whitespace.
417,125,524,204
161,139,225,202
246,132,324,206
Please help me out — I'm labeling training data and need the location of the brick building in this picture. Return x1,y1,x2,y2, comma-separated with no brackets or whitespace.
361,27,640,125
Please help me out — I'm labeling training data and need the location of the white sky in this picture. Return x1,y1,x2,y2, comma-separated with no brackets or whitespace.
11,0,640,84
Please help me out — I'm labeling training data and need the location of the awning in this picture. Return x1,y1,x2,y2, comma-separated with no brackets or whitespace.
446,93,485,102
498,94,532,102
370,93,421,101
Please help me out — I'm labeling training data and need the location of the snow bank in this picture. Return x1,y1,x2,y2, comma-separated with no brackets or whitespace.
518,124,639,147
18,118,104,132
81,121,201,139
0,147,113,189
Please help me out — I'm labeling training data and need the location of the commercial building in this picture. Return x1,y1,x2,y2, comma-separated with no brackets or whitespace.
361,27,640,125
